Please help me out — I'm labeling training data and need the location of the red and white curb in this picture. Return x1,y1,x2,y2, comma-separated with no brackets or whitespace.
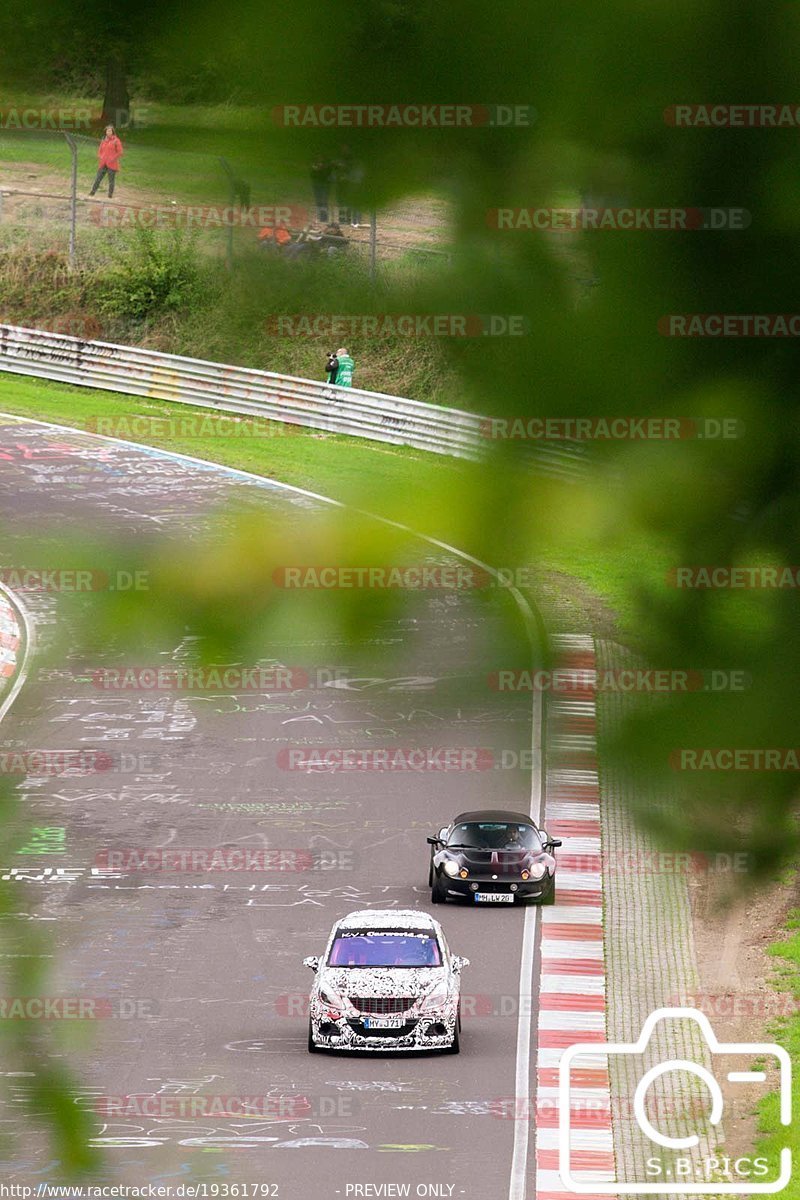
0,591,21,680
0,584,33,727
535,633,615,1200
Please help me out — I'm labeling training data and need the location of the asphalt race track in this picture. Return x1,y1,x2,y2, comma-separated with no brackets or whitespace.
0,415,541,1200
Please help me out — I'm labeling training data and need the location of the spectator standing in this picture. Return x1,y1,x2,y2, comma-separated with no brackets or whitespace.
335,145,364,227
334,347,355,387
310,158,334,224
89,125,124,198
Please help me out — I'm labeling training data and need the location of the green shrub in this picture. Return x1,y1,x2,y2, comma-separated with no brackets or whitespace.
93,227,210,320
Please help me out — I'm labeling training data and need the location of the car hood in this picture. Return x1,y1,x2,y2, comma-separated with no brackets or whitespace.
318,966,447,998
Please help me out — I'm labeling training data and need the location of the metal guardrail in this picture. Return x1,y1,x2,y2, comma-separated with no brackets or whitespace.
0,323,586,478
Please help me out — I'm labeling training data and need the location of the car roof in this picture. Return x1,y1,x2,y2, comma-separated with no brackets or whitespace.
450,809,538,826
335,908,437,931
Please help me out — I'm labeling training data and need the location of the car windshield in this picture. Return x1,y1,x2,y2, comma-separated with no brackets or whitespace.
448,822,542,851
328,930,442,968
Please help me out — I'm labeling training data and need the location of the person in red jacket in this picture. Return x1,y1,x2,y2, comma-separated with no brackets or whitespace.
89,126,123,199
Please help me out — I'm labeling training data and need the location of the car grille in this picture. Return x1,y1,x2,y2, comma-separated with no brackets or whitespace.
349,996,415,1015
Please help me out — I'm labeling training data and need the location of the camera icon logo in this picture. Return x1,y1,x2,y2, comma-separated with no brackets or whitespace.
558,1007,791,1194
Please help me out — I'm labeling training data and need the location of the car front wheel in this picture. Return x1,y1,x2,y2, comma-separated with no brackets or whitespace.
307,1020,318,1053
431,874,447,904
445,1007,461,1054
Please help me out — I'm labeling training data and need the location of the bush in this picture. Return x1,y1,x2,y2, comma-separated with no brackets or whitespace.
93,227,210,320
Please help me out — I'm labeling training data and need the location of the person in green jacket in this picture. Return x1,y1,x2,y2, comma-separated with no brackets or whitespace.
335,347,355,387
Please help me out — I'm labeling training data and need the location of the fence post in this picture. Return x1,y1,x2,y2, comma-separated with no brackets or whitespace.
219,157,236,271
63,133,78,267
369,210,377,283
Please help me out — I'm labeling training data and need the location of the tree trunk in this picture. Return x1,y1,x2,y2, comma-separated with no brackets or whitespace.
101,55,131,129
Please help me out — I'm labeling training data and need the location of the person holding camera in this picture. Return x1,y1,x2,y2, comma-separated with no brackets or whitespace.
325,352,339,385
333,347,355,387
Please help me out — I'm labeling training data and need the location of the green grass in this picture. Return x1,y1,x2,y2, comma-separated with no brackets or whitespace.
0,372,671,643
0,94,310,203
0,372,445,500
750,906,800,1196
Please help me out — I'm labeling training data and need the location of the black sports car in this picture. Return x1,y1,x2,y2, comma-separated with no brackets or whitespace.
427,809,562,905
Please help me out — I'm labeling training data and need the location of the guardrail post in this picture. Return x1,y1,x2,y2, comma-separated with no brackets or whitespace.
63,133,78,267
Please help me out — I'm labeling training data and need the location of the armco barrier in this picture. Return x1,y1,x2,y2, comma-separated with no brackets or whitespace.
0,324,585,480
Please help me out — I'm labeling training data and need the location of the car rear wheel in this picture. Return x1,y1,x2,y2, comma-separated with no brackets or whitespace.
307,1020,318,1053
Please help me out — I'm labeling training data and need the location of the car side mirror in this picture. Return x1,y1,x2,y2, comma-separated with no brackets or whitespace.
451,955,470,972
544,837,562,849
426,836,442,846
302,956,320,972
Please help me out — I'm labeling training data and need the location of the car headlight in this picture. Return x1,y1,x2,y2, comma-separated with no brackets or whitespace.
418,982,450,1013
318,985,346,1011
443,859,460,878
529,862,547,880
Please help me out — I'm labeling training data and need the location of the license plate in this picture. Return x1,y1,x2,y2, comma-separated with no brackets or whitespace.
363,1015,405,1029
474,892,515,903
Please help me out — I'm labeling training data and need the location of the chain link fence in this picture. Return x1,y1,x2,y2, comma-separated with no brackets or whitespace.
0,129,452,275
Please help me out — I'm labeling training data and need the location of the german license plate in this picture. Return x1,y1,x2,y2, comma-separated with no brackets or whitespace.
474,892,515,903
363,1015,405,1029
